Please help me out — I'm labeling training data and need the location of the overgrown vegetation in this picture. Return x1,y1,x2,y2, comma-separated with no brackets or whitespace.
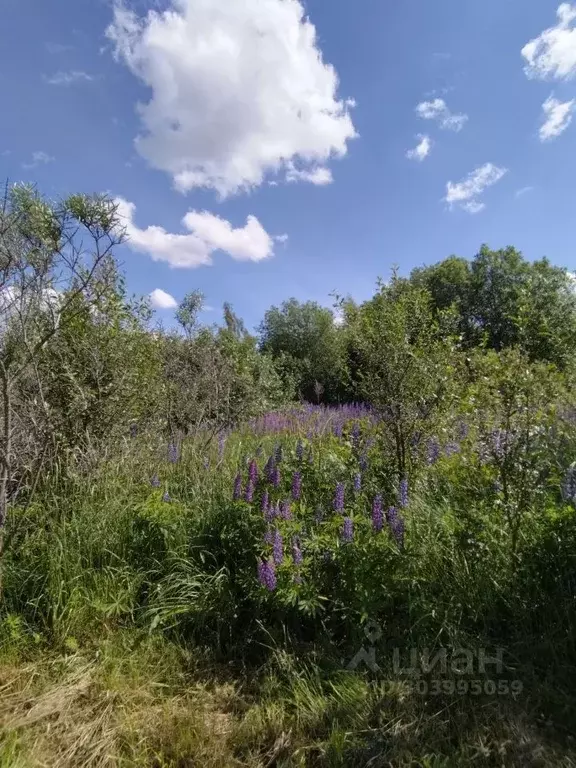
1,182,576,766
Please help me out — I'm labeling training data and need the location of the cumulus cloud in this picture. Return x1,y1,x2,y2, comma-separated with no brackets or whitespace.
105,0,357,197
406,134,432,161
522,3,576,81
444,163,507,213
285,164,333,185
115,197,279,268
539,94,575,140
43,70,95,85
416,98,468,131
149,288,178,309
22,151,55,169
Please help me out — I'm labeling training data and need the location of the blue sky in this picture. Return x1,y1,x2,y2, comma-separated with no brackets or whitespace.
1,0,576,331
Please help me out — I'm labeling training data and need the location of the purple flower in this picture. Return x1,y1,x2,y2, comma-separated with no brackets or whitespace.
342,516,354,543
233,473,242,501
264,455,275,481
445,442,460,457
457,421,469,441
387,506,405,548
151,474,161,488
264,526,274,544
258,559,276,591
334,482,345,513
245,478,255,503
248,460,259,485
296,440,304,460
292,537,303,565
562,463,576,505
359,454,368,472
427,438,441,465
162,491,171,503
280,499,292,521
261,489,269,515
168,441,179,463
275,444,283,464
291,471,302,501
353,473,362,493
398,478,409,508
273,529,283,565
271,466,281,489
333,423,343,438
372,494,383,532
351,422,361,450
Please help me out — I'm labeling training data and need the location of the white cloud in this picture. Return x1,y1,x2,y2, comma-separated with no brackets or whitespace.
444,162,507,213
275,233,289,244
539,94,575,140
43,70,95,85
22,151,55,169
149,288,178,309
115,197,277,268
522,3,576,81
515,185,534,197
416,98,468,131
285,164,333,185
106,0,357,197
406,134,432,161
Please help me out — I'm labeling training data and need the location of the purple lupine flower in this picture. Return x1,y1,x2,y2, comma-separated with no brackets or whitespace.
292,537,303,566
359,454,368,472
130,423,138,439
333,423,343,438
398,478,409,508
244,478,255,503
372,494,383,532
264,526,274,544
233,473,242,501
280,499,292,521
248,459,259,485
261,489,269,515
333,482,345,513
270,466,281,488
275,444,283,464
291,471,302,501
427,438,441,465
353,473,362,493
342,516,354,543
457,421,469,441
562,463,576,504
162,491,171,503
387,506,405,548
351,422,361,450
265,499,276,522
151,474,161,488
168,441,179,463
264,455,276,482
445,442,460,457
296,439,304,460
273,529,283,565
258,559,277,591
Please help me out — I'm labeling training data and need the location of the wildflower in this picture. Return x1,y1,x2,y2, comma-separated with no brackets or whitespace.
427,438,441,465
562,463,576,505
258,559,277,591
264,526,274,544
280,499,292,521
353,473,362,493
399,478,409,508
270,466,281,488
372,494,383,532
245,478,255,503
264,455,276,482
261,489,269,515
333,482,345,513
296,439,304,460
233,473,242,501
168,441,179,463
150,474,161,488
445,442,460,457
129,423,138,439
248,459,259,486
291,471,302,501
162,491,171,503
292,537,303,566
457,421,469,441
275,444,283,464
333,423,343,438
359,454,368,472
351,422,361,450
342,516,354,543
273,529,283,565
387,506,405,548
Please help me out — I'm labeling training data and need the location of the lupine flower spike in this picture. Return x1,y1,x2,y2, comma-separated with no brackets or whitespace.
372,494,383,532
342,516,354,542
292,471,302,501
334,482,345,513
233,473,242,501
258,559,277,591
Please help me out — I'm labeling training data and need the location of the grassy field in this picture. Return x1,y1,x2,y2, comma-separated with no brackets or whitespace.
1,406,576,766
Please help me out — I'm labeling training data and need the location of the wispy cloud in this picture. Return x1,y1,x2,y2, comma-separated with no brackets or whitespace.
522,3,576,81
539,94,575,140
22,151,55,169
515,186,534,198
406,134,432,162
444,162,507,213
285,164,333,186
43,70,95,86
416,98,468,132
